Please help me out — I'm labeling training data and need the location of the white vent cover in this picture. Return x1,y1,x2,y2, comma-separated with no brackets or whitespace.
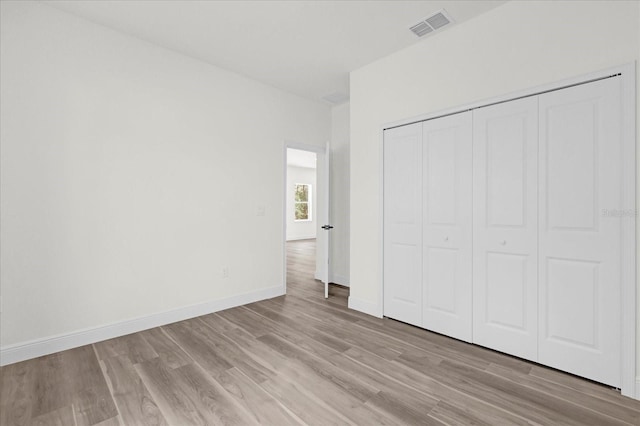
410,9,454,37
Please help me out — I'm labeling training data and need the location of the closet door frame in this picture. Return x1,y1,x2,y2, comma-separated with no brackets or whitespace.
378,62,636,398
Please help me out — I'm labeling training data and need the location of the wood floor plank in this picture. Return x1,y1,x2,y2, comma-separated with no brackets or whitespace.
94,333,158,364
215,367,302,426
258,296,330,326
400,354,625,426
206,333,277,385
0,360,34,425
161,319,234,377
427,399,534,426
327,347,529,426
364,391,445,426
171,363,258,426
221,327,292,375
64,345,119,426
179,317,276,384
243,302,352,353
485,363,640,425
352,317,492,371
100,355,168,426
278,291,363,325
92,416,122,426
222,328,400,425
263,299,402,360
256,335,422,425
197,312,239,335
257,332,378,402
30,353,72,418
138,327,191,369
135,358,212,425
216,306,281,338
529,364,640,412
258,374,357,426
345,346,542,425
29,405,76,426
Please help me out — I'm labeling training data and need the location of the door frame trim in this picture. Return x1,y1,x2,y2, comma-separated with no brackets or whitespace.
378,62,636,398
283,142,326,296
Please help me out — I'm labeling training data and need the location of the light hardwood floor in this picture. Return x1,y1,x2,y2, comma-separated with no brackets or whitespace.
2,238,640,425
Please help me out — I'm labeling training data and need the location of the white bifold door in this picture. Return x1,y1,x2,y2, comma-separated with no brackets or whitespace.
383,76,625,388
383,113,472,336
422,112,473,342
538,77,622,388
472,97,539,360
383,123,423,327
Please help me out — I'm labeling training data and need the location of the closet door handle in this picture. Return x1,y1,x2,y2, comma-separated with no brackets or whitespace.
444,236,449,242
500,240,506,245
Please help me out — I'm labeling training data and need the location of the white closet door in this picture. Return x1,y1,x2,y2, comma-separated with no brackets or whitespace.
422,112,472,342
472,97,539,360
383,123,422,327
538,77,622,388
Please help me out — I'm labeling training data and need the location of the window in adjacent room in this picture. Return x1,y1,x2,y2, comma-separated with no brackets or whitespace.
294,183,312,221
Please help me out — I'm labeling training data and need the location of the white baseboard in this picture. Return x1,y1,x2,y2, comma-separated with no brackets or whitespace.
635,378,640,400
348,296,382,318
0,285,284,366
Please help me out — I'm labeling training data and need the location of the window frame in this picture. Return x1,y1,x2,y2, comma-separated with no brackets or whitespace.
294,183,312,222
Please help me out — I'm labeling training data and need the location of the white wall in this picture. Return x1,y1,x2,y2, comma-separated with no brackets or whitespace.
0,1,330,353
330,103,350,286
349,0,639,388
286,165,317,241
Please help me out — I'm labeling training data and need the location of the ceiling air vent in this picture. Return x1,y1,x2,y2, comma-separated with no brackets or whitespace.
410,9,454,38
409,21,432,37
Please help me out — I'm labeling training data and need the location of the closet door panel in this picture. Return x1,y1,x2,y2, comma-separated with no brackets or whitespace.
538,77,622,388
422,112,472,342
473,97,538,360
383,123,422,327
486,252,528,328
425,247,457,313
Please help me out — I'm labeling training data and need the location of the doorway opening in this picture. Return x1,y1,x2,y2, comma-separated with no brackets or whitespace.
286,148,318,292
284,144,331,298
